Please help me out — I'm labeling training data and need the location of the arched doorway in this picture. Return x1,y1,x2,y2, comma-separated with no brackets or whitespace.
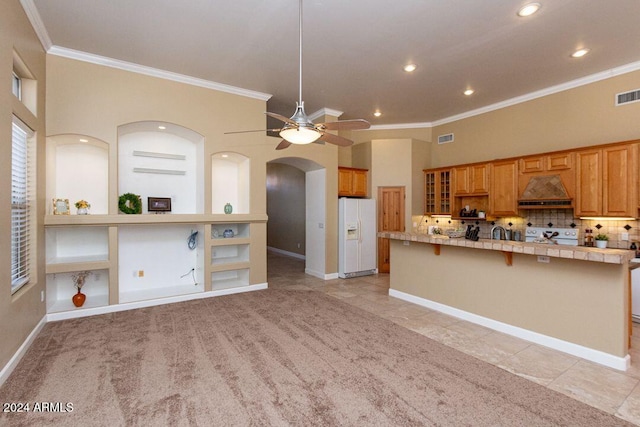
266,157,326,278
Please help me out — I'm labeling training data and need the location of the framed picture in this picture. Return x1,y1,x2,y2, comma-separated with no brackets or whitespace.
148,197,172,213
53,198,70,215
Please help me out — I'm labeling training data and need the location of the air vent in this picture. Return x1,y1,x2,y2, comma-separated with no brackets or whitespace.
616,88,640,106
437,133,454,144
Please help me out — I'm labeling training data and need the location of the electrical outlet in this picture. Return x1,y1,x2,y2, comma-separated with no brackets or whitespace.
297,243,301,249
622,232,629,241
94,272,101,281
403,241,410,246
41,290,44,302
537,256,550,263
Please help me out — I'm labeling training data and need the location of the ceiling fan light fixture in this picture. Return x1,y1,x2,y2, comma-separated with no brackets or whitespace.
280,126,321,144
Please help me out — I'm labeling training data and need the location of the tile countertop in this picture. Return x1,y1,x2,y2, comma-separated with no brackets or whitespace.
378,232,635,265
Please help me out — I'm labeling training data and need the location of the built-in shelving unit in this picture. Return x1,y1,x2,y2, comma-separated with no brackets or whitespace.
44,122,265,320
209,223,251,290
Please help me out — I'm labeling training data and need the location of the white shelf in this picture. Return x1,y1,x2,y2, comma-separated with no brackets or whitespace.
211,279,251,291
211,223,250,239
212,244,249,265
211,237,251,246
119,283,204,304
211,268,249,290
46,256,110,274
47,254,108,264
48,293,109,314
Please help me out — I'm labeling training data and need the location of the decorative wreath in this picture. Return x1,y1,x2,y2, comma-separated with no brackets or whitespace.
119,193,142,214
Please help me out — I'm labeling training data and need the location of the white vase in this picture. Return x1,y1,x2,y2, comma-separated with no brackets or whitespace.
595,240,607,249
77,207,88,215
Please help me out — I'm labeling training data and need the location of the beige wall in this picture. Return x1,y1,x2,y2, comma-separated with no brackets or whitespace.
1,0,47,373
371,139,429,229
390,240,628,358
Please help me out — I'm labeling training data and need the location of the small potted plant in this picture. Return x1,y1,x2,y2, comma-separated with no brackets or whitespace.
74,200,91,215
594,233,609,249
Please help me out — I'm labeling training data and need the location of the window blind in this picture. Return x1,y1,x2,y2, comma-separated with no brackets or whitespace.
11,117,32,293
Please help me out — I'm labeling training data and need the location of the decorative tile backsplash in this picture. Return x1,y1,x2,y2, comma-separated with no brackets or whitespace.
415,209,638,249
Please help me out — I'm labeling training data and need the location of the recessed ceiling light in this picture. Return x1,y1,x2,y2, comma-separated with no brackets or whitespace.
464,89,474,96
404,64,417,72
517,3,541,17
571,48,590,58
221,154,229,158
374,111,382,117
158,125,166,130
79,138,88,143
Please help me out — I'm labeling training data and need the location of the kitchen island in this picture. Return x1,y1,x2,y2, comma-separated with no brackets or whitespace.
379,232,634,371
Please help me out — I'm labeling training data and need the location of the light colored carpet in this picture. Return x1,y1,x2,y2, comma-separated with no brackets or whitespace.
0,289,632,426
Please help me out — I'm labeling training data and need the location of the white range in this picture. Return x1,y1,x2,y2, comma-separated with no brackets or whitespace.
524,227,579,246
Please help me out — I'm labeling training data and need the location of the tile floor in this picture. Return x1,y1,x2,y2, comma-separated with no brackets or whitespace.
267,250,640,425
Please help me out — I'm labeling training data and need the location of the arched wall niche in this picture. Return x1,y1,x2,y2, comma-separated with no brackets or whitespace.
211,151,250,214
46,134,109,214
118,121,205,214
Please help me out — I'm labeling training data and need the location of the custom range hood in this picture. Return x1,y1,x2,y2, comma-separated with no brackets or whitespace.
518,175,573,208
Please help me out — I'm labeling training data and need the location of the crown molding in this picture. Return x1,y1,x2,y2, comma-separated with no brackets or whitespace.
47,46,272,102
369,122,433,130
20,0,52,50
309,108,343,121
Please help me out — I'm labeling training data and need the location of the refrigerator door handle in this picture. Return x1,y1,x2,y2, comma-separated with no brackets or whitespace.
358,219,362,243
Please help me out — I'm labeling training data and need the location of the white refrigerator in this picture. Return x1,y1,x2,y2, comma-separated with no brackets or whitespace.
339,198,377,278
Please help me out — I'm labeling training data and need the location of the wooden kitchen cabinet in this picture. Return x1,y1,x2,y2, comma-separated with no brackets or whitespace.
338,167,368,197
452,163,489,195
575,143,638,217
490,160,519,216
424,168,451,215
520,152,573,174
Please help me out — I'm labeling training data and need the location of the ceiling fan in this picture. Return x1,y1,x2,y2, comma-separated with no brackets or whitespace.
225,0,370,150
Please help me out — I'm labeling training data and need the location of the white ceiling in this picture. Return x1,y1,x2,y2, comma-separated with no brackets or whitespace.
27,0,640,126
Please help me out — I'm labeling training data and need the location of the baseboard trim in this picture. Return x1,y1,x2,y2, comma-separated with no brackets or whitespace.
389,288,630,372
0,315,47,387
304,268,339,280
267,246,305,260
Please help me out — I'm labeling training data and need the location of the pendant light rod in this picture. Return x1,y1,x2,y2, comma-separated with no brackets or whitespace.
298,0,303,105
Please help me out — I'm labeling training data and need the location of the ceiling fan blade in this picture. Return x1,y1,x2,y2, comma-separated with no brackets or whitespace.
275,139,292,150
224,128,282,134
317,119,371,131
265,112,297,126
318,132,354,147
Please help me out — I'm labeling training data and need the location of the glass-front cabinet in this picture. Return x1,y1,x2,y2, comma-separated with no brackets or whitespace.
424,168,451,215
